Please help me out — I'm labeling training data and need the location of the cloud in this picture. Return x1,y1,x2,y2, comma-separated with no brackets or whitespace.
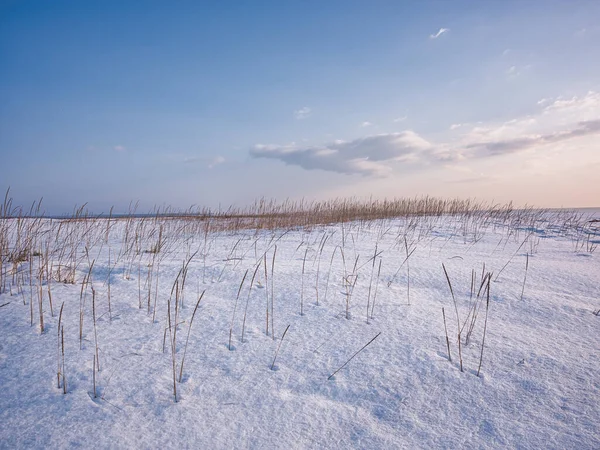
250,132,432,177
430,28,449,39
465,120,600,157
294,107,311,120
208,156,225,168
505,64,533,80
250,91,600,178
394,116,408,123
542,91,600,115
181,155,226,168
360,121,372,127
114,145,126,152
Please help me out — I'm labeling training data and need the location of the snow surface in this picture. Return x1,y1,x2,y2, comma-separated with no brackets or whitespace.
1,211,599,449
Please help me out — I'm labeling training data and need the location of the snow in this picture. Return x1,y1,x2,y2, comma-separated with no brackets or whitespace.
1,210,599,449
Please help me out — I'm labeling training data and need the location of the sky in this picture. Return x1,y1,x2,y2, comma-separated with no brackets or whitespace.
1,0,599,214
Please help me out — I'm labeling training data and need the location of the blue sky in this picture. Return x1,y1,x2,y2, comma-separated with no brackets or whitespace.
1,0,599,214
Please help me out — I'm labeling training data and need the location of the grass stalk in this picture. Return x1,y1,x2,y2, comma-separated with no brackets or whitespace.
327,332,381,380
442,263,463,372
178,291,205,382
520,253,529,301
270,324,290,370
477,278,492,377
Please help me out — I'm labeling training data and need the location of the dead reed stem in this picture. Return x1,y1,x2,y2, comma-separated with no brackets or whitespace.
178,291,205,382
241,263,260,343
301,247,308,315
369,259,382,319
57,302,64,388
229,269,248,350
520,253,529,301
442,263,463,372
477,278,492,377
442,307,452,362
270,245,277,339
167,298,177,402
270,324,290,370
264,252,269,336
328,332,381,380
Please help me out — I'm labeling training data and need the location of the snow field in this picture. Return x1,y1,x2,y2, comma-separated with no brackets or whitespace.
0,211,599,448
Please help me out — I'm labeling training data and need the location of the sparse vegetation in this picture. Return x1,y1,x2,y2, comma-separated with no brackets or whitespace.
0,188,597,416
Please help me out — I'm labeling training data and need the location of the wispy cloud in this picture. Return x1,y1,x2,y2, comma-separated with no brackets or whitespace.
393,116,408,123
114,145,126,152
454,92,600,158
181,155,226,168
360,121,372,128
505,64,532,80
466,120,600,157
429,28,449,39
208,156,225,168
294,107,311,120
542,91,600,115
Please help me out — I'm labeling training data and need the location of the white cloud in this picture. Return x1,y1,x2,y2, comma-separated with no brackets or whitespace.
251,132,432,177
360,121,372,128
393,116,407,123
542,91,600,117
114,145,126,152
294,107,311,120
456,92,600,158
506,64,532,80
429,28,449,39
464,120,600,157
181,155,226,168
250,91,600,179
505,66,521,79
208,156,225,169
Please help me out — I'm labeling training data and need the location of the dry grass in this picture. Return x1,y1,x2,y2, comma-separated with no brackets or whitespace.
1,187,597,402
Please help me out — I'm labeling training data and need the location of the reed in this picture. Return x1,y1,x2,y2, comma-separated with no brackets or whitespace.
270,324,290,370
328,332,381,380
229,269,248,351
178,291,205,382
520,253,529,301
442,263,463,372
241,263,261,343
477,278,492,377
